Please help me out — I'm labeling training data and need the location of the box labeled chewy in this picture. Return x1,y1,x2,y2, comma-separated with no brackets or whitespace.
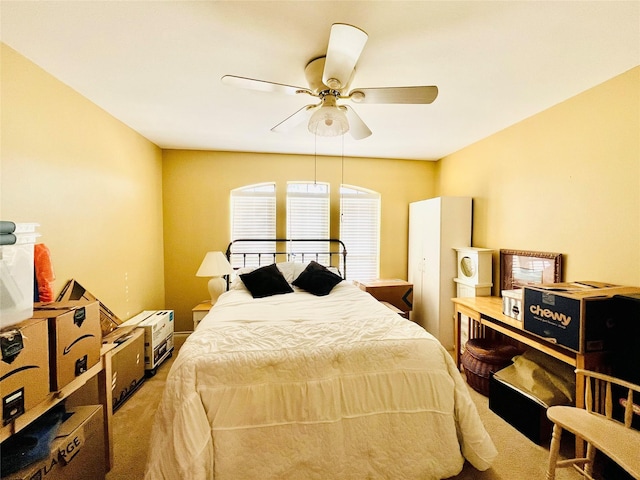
523,282,640,353
119,310,174,375
33,300,102,391
0,318,50,425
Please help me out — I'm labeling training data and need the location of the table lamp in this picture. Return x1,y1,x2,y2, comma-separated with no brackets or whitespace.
196,251,233,304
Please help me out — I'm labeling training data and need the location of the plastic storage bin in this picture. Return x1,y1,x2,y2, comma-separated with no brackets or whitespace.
1,230,39,329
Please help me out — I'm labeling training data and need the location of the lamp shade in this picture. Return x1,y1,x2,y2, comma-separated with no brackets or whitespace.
196,251,233,277
196,251,233,305
308,95,349,137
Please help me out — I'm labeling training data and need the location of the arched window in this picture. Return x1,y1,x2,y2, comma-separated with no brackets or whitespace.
230,183,276,267
340,185,380,281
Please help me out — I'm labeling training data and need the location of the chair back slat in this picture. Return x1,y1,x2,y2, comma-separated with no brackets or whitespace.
605,381,613,419
576,369,640,427
585,376,593,413
625,389,634,428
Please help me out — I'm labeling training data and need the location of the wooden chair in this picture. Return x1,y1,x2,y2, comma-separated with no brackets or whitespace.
545,369,640,480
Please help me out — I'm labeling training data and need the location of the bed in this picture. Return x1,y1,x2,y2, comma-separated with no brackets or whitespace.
144,239,497,480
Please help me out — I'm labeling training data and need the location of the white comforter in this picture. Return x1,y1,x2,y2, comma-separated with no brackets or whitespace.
144,283,496,480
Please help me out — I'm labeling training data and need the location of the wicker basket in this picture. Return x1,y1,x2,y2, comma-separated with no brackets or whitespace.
461,338,522,396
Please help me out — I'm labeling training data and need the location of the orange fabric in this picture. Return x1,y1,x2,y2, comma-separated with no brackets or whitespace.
34,243,55,302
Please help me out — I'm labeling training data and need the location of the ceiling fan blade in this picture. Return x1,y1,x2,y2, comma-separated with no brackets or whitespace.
348,86,438,104
271,104,319,133
344,106,372,140
222,75,313,96
322,24,368,90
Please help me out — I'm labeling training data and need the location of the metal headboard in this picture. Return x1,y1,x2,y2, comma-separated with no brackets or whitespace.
226,238,347,284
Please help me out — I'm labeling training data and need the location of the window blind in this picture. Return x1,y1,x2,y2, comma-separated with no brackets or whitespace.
230,183,276,267
287,182,330,263
340,185,380,281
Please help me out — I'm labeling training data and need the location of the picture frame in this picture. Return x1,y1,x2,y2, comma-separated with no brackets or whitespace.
500,249,562,292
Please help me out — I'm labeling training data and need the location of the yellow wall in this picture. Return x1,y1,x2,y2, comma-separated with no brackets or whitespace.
162,150,437,330
4,43,638,332
439,67,640,290
1,44,165,319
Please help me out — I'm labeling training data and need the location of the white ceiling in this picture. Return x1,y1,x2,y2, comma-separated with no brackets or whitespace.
1,1,639,161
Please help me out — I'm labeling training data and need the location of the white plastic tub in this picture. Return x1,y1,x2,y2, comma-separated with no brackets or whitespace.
1,232,39,329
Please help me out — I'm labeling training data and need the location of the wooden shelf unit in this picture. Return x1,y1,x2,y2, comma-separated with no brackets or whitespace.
452,296,610,458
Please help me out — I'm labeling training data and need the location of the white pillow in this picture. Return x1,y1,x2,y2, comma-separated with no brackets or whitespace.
229,266,255,290
275,261,298,283
291,262,311,282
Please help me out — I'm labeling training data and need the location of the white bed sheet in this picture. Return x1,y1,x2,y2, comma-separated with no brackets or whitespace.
144,282,497,480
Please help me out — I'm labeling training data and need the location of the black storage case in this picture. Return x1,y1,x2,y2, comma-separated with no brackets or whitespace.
489,372,553,445
601,294,640,480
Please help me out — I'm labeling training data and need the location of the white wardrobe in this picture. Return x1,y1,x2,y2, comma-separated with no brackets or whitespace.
408,197,472,350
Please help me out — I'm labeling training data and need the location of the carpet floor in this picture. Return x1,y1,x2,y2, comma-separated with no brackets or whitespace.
106,340,591,480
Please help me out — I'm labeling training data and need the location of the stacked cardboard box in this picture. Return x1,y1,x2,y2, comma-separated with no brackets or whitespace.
119,310,174,376
57,280,122,337
0,319,50,425
32,301,102,392
2,405,106,480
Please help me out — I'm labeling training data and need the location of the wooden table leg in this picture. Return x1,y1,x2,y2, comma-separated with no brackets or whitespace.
454,308,461,368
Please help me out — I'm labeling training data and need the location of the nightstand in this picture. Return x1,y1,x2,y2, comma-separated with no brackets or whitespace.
192,301,212,330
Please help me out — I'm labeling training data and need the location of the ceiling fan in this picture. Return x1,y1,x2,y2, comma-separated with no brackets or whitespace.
221,23,438,140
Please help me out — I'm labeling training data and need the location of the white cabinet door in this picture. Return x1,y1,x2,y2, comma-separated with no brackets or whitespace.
408,197,471,349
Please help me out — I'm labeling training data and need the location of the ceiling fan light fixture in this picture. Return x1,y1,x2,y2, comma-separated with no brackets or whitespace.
308,95,349,136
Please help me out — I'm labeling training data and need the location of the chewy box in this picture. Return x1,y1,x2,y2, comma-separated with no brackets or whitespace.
119,310,174,374
489,372,553,445
523,282,640,353
0,318,50,425
33,300,102,391
2,405,105,480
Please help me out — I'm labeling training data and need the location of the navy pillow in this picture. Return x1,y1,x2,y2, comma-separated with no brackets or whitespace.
240,263,293,298
292,261,343,296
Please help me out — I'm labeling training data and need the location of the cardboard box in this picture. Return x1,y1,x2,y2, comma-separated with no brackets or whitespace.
119,310,174,374
353,279,413,312
0,318,50,425
523,282,640,353
65,329,145,412
33,301,102,391
57,280,122,337
502,289,523,320
2,405,105,480
110,328,145,411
